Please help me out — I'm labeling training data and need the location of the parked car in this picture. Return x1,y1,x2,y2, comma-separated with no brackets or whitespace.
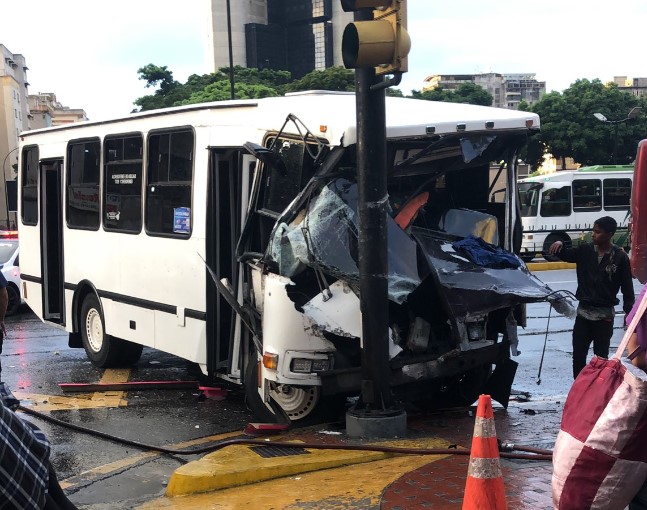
0,238,22,315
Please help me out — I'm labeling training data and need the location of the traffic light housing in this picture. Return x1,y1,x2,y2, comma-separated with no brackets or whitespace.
341,0,410,75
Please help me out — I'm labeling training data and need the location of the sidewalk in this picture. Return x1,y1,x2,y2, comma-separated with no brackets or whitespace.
138,400,559,509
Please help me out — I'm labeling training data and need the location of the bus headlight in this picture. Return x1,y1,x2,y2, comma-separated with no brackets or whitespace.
291,358,331,373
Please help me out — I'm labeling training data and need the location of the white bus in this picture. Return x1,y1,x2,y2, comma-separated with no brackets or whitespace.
18,91,564,421
518,165,633,261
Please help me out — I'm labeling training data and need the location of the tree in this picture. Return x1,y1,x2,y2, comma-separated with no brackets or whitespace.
531,79,647,166
134,65,291,111
179,81,279,104
286,67,355,93
409,83,493,106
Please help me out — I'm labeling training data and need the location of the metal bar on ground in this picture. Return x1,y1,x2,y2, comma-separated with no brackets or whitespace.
59,381,200,393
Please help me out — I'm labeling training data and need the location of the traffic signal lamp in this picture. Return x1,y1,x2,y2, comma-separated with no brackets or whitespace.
341,0,410,75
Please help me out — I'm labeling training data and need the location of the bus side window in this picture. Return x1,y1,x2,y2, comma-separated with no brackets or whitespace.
67,139,101,230
603,178,631,211
21,146,39,226
145,129,194,237
572,179,602,211
104,134,143,233
540,187,571,217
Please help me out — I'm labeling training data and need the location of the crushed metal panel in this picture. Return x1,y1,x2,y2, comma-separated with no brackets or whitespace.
411,227,573,318
302,281,361,339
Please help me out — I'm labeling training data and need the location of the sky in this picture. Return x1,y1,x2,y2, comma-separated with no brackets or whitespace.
3,0,647,121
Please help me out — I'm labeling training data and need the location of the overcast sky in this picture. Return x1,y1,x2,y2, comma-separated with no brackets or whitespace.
2,0,646,120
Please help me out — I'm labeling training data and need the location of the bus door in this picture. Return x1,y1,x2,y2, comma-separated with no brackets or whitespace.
39,159,64,323
205,149,254,379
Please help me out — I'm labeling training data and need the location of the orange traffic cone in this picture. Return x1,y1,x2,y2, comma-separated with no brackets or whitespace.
462,394,507,510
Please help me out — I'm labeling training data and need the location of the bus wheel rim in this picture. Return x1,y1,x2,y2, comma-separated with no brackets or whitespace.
272,385,319,420
85,309,103,353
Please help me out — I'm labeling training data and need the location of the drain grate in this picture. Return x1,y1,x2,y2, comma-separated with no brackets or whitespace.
250,445,311,459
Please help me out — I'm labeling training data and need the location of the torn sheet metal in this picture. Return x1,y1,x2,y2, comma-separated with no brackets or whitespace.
411,227,575,318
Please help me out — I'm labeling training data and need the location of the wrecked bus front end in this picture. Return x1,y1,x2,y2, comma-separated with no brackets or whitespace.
239,98,573,421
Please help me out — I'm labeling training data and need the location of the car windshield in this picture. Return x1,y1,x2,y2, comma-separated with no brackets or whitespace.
0,242,17,265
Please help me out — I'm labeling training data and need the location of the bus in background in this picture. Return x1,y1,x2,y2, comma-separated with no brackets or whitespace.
518,165,633,261
631,140,647,282
17,92,569,423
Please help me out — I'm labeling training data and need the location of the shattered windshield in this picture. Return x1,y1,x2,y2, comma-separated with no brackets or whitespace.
264,132,574,319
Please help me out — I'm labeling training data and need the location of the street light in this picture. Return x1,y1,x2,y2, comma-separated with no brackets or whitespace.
593,107,643,164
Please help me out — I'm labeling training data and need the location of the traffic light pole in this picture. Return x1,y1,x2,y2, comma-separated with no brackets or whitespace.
345,8,407,439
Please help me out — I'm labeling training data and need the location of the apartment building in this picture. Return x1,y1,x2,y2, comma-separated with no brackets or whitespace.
208,0,352,79
422,73,546,109
0,44,30,227
614,76,647,98
28,92,87,129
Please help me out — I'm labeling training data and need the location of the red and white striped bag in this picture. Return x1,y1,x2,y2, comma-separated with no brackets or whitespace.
552,292,647,509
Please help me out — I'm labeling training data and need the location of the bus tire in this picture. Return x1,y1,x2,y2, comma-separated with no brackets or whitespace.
543,234,571,262
5,284,20,316
243,352,326,423
244,353,279,423
80,294,142,367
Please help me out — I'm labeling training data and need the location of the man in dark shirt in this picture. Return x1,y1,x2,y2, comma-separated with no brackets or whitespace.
548,216,635,378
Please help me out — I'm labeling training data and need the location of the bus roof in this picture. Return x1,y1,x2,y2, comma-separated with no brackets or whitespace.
20,91,540,147
520,165,634,183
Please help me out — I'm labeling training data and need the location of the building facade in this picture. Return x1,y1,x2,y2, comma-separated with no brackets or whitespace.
422,73,546,110
503,74,546,109
28,92,87,129
208,0,352,79
614,76,647,98
0,44,30,227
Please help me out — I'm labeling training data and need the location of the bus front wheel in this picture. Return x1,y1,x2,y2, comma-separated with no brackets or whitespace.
243,353,321,423
80,294,143,368
543,234,571,262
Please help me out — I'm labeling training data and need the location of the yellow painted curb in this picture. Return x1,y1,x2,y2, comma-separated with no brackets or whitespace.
166,440,392,497
527,261,576,271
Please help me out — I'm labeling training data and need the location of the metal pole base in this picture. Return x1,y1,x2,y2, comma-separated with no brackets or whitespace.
345,406,407,439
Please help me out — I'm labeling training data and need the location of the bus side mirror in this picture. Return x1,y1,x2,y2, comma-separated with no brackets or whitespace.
243,142,288,177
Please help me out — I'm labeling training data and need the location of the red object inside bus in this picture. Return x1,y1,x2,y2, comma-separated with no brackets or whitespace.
631,140,647,283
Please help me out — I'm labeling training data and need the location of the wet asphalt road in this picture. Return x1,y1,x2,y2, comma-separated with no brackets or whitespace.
1,310,254,509
1,268,642,509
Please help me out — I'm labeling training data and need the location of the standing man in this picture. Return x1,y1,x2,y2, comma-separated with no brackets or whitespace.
548,216,635,378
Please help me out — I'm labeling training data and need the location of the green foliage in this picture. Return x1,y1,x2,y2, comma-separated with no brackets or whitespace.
531,79,647,166
179,81,280,104
409,83,493,106
286,67,355,92
133,65,291,111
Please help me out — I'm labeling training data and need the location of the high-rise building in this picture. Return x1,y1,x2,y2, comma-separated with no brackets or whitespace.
207,0,352,79
0,44,30,227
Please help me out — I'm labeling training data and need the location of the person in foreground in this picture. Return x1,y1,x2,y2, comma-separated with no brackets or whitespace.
626,288,647,510
548,216,635,378
0,383,77,509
